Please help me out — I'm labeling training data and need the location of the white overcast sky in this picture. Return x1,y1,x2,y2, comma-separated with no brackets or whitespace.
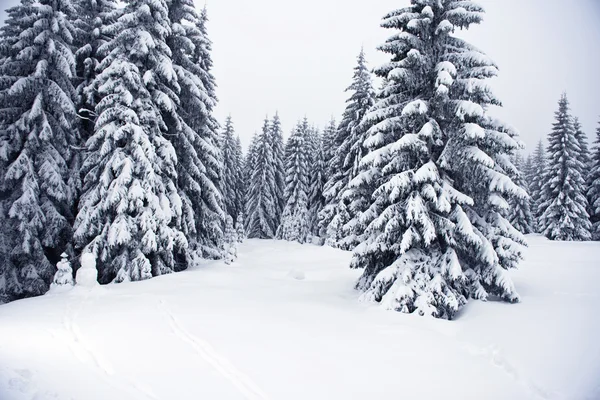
2,0,599,153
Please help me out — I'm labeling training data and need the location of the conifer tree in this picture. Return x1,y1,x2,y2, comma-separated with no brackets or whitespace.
277,119,311,243
573,117,590,169
321,117,337,178
235,212,245,243
528,140,546,231
246,119,277,238
0,0,81,300
587,121,600,240
220,116,243,222
521,153,534,193
223,215,237,265
307,128,326,237
244,132,259,232
167,1,224,259
508,153,534,234
538,94,591,241
270,113,286,225
349,1,526,319
318,49,375,247
72,0,118,140
73,0,188,283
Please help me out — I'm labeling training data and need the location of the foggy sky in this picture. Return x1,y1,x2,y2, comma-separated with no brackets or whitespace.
2,0,599,153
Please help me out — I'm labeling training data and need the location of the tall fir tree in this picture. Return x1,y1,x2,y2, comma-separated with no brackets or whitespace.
72,0,118,140
319,49,375,247
573,117,590,169
73,0,189,283
269,113,286,226
234,135,245,222
587,121,600,240
537,94,591,241
246,119,277,238
220,116,243,223
277,119,311,243
243,131,259,232
349,1,526,319
508,153,533,234
521,153,534,193
321,117,337,178
307,127,326,237
168,2,224,259
528,140,546,232
0,0,81,301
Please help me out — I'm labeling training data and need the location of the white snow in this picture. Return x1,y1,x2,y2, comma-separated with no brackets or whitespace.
75,253,99,288
1,237,599,400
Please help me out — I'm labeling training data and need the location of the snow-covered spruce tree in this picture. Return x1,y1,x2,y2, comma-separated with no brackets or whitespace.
220,116,244,221
246,119,278,238
167,1,224,260
0,0,81,301
223,215,237,265
235,212,245,242
234,135,245,219
528,140,546,231
349,1,527,319
508,153,533,234
521,153,533,193
243,132,259,232
72,0,118,140
537,94,591,241
587,121,600,240
269,113,286,226
307,127,326,238
321,117,337,178
318,49,375,247
277,119,311,243
73,0,189,283
573,117,590,170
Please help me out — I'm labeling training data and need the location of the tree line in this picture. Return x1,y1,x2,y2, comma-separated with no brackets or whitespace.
1,0,598,319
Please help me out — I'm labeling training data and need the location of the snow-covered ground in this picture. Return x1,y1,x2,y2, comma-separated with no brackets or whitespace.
0,236,599,400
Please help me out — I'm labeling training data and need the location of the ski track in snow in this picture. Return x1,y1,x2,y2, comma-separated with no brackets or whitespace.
464,344,556,400
48,289,161,400
159,299,270,400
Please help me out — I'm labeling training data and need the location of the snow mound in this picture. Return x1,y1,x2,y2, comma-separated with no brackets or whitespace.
287,268,306,280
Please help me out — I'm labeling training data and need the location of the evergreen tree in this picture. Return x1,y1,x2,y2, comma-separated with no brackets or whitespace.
318,49,375,247
508,153,534,234
223,215,237,265
243,132,259,232
220,116,243,222
307,128,326,238
246,119,277,238
321,117,337,178
573,117,590,169
538,94,591,241
529,140,546,232
277,119,311,243
235,212,245,243
234,135,245,221
73,0,188,283
167,1,224,259
270,113,286,226
349,1,526,319
72,0,118,140
587,121,600,240
521,153,534,193
0,0,81,300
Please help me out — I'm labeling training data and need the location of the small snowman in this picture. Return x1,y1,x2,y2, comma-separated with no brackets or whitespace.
50,252,74,290
76,252,99,287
